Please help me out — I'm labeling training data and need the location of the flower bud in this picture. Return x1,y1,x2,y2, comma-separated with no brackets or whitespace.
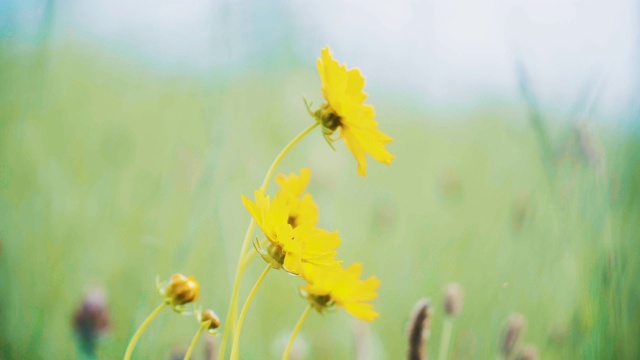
164,273,200,307
201,309,221,331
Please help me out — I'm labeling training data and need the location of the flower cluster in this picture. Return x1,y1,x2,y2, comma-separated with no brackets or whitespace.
233,47,393,358
243,168,381,321
124,45,394,360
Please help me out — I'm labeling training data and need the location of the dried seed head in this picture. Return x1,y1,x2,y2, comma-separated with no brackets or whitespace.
201,309,221,331
443,283,463,317
517,344,539,360
501,313,527,357
407,298,432,360
72,288,110,355
164,273,200,308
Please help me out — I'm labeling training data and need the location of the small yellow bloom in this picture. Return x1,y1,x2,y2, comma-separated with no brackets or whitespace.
312,46,395,176
242,190,341,275
276,168,319,228
301,263,380,321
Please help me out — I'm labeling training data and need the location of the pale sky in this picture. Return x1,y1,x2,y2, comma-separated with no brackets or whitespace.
6,0,639,125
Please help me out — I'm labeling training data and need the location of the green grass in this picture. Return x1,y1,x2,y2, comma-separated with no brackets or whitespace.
0,44,638,359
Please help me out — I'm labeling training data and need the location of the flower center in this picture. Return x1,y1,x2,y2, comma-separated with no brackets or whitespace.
319,104,342,132
308,294,335,312
266,242,286,265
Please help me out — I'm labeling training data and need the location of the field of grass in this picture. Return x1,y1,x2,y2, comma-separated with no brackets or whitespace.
0,44,638,359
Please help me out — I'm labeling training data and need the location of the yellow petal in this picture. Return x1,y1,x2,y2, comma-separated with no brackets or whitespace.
341,128,369,176
283,252,302,275
343,303,379,322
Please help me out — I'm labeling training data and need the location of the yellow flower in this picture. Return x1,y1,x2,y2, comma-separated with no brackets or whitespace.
301,263,380,321
312,46,395,176
276,168,319,228
242,189,341,275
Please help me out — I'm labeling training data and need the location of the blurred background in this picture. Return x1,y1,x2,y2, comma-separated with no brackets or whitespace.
1,0,639,359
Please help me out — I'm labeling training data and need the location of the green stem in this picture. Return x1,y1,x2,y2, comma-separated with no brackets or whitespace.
260,122,319,191
183,323,208,360
282,305,312,360
230,265,272,360
124,302,167,360
218,122,319,360
438,318,454,360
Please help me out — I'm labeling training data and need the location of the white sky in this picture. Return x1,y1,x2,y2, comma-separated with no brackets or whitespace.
9,0,639,124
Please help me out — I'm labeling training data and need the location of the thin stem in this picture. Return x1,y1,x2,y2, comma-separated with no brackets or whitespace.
218,122,319,360
183,323,208,360
124,302,167,360
282,305,312,360
438,318,454,360
259,122,320,191
218,220,256,360
230,265,272,360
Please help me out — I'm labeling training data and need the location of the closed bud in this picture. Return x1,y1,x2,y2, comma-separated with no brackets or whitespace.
201,309,221,331
163,273,200,308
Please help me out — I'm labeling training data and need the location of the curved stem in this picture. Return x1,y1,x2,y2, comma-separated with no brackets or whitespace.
218,220,256,360
281,305,312,360
218,122,319,360
183,323,208,360
259,122,319,191
438,318,454,360
230,265,272,360
124,302,167,360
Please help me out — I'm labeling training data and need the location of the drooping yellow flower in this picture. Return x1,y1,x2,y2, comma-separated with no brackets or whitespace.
301,262,380,321
312,46,395,176
276,168,319,228
241,189,341,275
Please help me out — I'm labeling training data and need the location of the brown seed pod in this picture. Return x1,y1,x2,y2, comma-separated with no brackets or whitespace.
407,298,432,360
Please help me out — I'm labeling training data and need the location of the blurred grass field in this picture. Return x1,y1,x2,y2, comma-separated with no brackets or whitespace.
0,44,639,359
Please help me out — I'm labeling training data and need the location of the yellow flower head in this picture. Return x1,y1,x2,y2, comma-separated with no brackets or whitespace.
312,46,395,176
301,263,380,322
276,168,319,228
198,309,221,333
242,189,341,275
157,273,200,312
